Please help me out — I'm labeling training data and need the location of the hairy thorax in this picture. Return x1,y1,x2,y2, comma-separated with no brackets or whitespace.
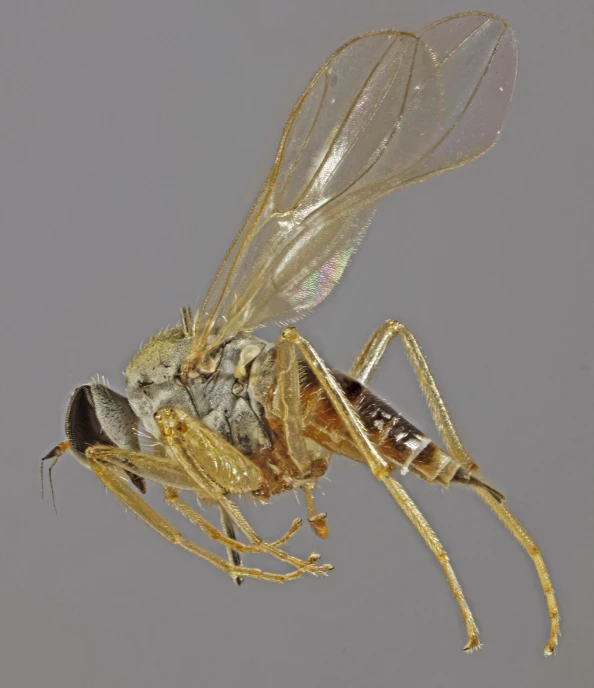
126,328,276,457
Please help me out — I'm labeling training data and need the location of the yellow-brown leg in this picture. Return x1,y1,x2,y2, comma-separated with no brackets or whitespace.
349,319,559,655
276,334,312,475
277,337,331,537
139,415,332,577
165,486,312,586
88,445,326,577
302,485,329,539
281,327,481,652
350,320,474,468
169,449,331,576
86,457,310,583
163,486,304,555
477,490,559,656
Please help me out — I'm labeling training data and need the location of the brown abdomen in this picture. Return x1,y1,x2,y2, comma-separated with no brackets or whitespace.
299,364,461,486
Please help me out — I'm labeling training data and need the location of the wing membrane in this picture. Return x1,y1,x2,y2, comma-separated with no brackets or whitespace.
188,13,517,368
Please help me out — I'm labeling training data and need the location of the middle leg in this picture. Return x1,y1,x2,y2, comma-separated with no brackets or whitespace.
151,411,333,576
276,336,331,538
163,486,305,554
279,328,481,651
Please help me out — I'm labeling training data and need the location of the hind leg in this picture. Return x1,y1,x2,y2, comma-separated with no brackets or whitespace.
350,319,475,469
350,319,559,655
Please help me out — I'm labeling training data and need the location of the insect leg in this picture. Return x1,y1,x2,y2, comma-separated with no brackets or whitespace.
181,467,330,576
302,485,329,539
277,336,331,538
153,411,332,577
162,486,304,555
475,490,559,655
89,446,307,555
349,320,559,655
218,504,244,585
85,451,312,583
281,327,481,652
349,320,475,468
277,331,317,475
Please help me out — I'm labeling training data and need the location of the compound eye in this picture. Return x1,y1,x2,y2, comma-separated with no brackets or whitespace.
66,385,112,456
138,379,154,389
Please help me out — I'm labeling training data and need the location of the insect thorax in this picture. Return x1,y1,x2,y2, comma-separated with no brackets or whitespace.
126,327,275,456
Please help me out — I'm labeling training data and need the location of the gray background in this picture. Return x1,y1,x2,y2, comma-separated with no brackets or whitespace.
1,1,592,687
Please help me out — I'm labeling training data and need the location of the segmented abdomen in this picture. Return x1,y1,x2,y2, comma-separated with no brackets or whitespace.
299,364,460,486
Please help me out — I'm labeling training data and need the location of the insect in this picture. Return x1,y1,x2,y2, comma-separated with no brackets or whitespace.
42,12,559,655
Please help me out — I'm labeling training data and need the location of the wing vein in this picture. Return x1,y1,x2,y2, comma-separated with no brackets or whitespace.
183,13,517,374
296,33,400,208
314,37,420,211
301,18,504,219
314,41,407,203
276,69,330,206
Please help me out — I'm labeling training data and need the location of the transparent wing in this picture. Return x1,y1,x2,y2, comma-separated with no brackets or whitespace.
187,13,517,370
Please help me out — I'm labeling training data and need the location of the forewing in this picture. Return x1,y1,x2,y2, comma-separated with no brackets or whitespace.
191,13,517,361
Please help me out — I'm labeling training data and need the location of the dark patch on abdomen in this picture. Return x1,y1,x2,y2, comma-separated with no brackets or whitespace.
299,362,458,484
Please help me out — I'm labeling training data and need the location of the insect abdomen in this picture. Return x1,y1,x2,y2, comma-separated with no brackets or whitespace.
299,365,459,486
337,370,462,485
299,366,503,500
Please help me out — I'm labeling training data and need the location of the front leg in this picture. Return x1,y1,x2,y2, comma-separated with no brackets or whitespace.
45,380,328,580
86,455,314,584
88,444,321,577
154,408,332,577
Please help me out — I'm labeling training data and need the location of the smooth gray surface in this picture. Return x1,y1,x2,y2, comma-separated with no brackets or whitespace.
1,2,593,687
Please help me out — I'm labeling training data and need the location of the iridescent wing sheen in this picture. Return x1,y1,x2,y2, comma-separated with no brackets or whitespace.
189,13,517,365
